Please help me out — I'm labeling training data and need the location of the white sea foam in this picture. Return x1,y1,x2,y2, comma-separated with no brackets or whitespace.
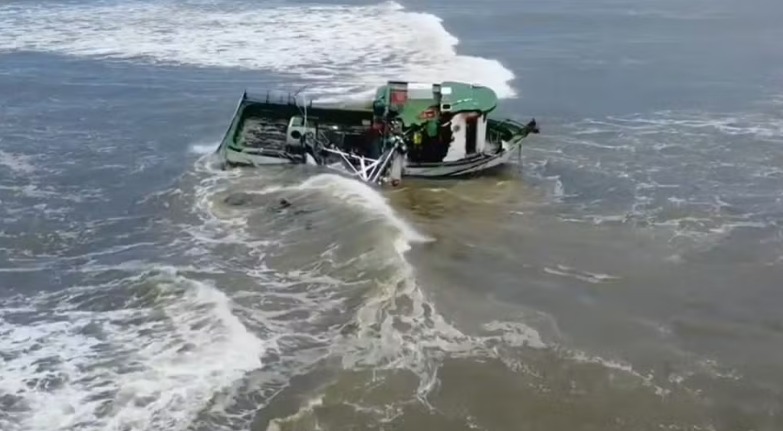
186,161,709,427
223,172,433,247
282,175,544,395
0,0,517,99
0,269,266,431
596,111,783,141
543,264,621,284
186,145,703,423
0,150,36,175
188,141,220,155
297,173,432,247
192,169,542,400
532,108,783,247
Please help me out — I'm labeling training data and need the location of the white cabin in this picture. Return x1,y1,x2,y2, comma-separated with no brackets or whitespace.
443,111,489,161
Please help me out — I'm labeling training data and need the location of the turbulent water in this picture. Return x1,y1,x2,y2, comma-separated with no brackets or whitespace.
1,0,783,430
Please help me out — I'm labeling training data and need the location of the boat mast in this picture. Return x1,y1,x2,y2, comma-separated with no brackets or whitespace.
293,85,309,131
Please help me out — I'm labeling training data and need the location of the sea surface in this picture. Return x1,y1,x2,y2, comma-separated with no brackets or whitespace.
1,0,783,430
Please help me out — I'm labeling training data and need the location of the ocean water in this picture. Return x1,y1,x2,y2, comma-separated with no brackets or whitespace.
1,0,783,430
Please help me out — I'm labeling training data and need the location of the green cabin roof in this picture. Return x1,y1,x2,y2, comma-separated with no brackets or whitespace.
373,81,498,127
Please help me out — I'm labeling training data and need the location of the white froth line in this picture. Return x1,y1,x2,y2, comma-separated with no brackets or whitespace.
188,142,219,155
0,272,267,431
482,320,547,349
0,1,517,98
0,150,36,175
0,266,51,273
297,173,433,245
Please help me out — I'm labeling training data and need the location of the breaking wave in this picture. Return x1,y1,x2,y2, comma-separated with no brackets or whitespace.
0,267,266,431
184,162,706,430
183,160,551,397
0,0,517,99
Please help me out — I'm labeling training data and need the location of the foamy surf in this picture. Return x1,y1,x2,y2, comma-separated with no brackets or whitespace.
271,175,544,394
175,141,711,430
189,167,546,398
215,172,433,247
0,0,517,99
0,150,36,175
297,173,433,247
0,267,266,431
188,141,219,155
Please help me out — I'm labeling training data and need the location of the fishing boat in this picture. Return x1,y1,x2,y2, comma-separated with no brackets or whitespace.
215,80,539,186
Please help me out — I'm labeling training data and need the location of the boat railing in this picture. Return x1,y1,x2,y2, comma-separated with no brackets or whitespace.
216,91,248,156
492,117,534,130
487,128,506,146
489,118,539,141
506,118,527,125
321,144,398,184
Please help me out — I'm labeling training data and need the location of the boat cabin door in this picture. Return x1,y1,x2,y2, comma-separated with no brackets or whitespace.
465,114,478,154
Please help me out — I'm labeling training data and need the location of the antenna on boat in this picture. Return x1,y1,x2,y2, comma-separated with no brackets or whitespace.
293,85,311,126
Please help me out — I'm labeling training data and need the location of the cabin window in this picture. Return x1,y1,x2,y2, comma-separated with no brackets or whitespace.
408,83,433,99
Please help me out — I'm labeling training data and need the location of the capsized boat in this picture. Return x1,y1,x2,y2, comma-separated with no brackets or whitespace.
215,80,539,186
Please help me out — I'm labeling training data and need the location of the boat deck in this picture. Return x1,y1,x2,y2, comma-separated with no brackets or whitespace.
237,116,289,150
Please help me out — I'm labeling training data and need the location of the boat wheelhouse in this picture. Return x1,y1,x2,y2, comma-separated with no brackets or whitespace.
373,81,498,164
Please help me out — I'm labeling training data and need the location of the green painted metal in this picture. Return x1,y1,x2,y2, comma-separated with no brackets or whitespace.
440,81,498,113
373,81,499,127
